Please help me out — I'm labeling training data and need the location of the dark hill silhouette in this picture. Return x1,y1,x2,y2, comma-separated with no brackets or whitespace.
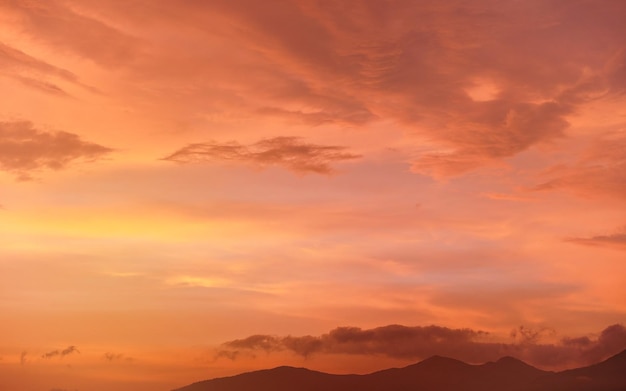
173,349,626,391
525,349,626,391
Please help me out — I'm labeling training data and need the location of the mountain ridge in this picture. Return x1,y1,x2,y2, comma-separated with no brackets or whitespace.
173,349,626,391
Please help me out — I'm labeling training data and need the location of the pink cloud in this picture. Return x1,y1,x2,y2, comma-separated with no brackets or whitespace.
566,229,626,250
1,0,142,67
0,121,112,180
0,41,79,95
0,41,76,81
4,0,622,178
162,137,360,175
532,131,626,199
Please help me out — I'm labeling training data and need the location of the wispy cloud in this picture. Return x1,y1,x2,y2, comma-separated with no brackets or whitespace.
0,41,78,95
533,132,626,199
0,0,142,67
481,192,535,202
162,137,360,174
0,121,112,180
103,352,133,363
566,228,626,250
411,101,571,176
41,345,80,359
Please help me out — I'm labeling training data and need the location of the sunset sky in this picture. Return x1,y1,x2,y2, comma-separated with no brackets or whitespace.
1,1,626,390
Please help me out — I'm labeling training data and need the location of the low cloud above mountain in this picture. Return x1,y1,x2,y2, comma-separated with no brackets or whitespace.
216,323,626,369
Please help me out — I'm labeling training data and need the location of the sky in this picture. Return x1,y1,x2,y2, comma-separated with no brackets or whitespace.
0,0,625,390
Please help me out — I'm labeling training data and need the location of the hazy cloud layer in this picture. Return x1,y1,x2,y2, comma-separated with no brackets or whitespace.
41,345,80,359
180,0,625,175
3,0,623,178
567,229,626,250
163,137,360,174
1,1,626,389
533,132,626,199
0,0,142,67
0,41,77,95
216,323,626,368
0,121,112,180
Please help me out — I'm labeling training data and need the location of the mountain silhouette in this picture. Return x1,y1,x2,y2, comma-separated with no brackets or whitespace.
173,349,626,391
524,349,626,391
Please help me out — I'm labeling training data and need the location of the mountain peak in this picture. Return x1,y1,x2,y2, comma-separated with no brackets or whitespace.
271,365,308,371
497,356,523,363
422,354,466,363
494,355,534,368
585,348,626,371
607,349,626,362
414,355,470,369
173,352,626,391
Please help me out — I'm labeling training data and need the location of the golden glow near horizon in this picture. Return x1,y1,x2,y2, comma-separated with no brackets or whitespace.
1,1,626,390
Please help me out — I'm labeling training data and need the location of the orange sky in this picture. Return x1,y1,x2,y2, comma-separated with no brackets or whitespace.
1,1,626,390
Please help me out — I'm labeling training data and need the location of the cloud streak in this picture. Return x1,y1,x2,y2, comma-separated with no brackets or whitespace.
0,121,112,180
0,41,78,95
533,131,626,199
215,324,626,369
41,345,80,359
566,229,626,250
162,137,360,174
103,352,133,363
0,0,142,68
